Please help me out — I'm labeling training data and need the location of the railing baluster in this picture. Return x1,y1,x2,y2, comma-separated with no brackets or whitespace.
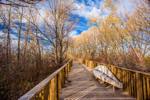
147,78,150,99
58,72,62,94
136,73,143,100
48,81,51,100
50,78,55,100
61,69,65,87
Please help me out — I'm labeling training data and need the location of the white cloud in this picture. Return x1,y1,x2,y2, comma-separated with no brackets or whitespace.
69,30,79,37
73,3,102,20
115,0,136,16
73,0,141,20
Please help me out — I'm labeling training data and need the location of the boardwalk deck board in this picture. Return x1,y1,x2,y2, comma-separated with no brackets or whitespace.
60,61,136,100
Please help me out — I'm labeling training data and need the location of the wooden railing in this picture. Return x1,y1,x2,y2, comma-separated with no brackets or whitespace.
79,59,150,100
18,60,72,100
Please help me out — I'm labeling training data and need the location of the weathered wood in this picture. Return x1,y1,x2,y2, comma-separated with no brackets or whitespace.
136,73,143,100
60,61,135,100
80,59,150,100
18,59,149,100
58,72,62,93
18,60,72,100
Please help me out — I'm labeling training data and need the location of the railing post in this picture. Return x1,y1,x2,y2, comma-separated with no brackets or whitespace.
64,67,66,84
136,73,143,100
56,74,59,100
147,77,150,99
61,69,65,87
130,72,134,96
43,82,50,100
143,77,146,100
69,60,72,72
128,72,131,96
50,78,57,100
122,70,125,90
58,72,62,94
48,81,51,100
65,65,67,78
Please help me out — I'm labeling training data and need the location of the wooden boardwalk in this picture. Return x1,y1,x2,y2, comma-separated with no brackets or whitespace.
60,61,136,100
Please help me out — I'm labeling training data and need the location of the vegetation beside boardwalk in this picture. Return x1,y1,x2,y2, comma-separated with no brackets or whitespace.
69,0,150,70
0,0,73,99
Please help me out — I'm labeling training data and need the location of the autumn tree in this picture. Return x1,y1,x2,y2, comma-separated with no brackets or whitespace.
69,0,150,69
0,0,75,99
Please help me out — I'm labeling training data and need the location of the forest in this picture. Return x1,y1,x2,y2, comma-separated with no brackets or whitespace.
69,0,150,71
0,0,150,100
0,0,74,99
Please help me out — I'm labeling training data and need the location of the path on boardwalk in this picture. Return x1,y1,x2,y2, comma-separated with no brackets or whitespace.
60,61,136,100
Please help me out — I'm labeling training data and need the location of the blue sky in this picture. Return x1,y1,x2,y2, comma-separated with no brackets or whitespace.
70,0,104,36
0,0,138,46
70,0,137,36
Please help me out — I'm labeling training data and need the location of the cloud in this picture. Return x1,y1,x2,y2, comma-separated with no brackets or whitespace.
115,0,137,16
73,2,102,20
73,0,140,20
69,30,79,37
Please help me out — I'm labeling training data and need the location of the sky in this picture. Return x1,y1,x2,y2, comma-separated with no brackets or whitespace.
35,0,137,36
70,0,104,36
0,0,139,48
70,0,137,36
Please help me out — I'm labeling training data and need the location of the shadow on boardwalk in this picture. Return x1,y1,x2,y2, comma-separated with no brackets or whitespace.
60,61,136,100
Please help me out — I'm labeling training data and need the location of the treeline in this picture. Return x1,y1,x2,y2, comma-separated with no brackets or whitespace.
69,0,150,70
0,0,73,99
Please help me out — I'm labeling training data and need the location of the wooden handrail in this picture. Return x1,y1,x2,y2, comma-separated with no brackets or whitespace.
95,61,150,76
18,60,72,100
78,59,150,76
79,59,150,100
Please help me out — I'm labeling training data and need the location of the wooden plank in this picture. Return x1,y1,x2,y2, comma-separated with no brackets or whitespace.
79,59,150,100
136,73,143,100
60,61,135,100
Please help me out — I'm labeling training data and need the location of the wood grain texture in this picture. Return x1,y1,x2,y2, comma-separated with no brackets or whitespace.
60,61,135,100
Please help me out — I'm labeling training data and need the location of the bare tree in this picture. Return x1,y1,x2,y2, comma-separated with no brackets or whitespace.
37,0,75,66
17,7,24,65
